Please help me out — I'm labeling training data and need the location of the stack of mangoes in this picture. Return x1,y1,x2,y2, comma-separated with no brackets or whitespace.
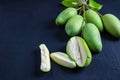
40,0,120,72
51,3,120,69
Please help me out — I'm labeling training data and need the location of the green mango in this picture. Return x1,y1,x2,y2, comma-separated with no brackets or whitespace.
82,23,102,52
66,36,92,67
85,9,103,32
81,21,85,29
55,8,77,26
102,14,120,38
65,15,83,36
50,52,76,68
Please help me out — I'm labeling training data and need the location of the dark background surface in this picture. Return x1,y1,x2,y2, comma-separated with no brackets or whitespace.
0,0,120,80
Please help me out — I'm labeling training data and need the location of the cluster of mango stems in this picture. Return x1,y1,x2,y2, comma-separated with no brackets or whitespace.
40,1,120,72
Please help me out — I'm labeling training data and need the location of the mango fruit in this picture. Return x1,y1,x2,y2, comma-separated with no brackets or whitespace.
66,36,92,67
85,9,103,32
65,15,83,36
102,14,120,38
55,8,77,26
50,52,76,68
39,44,51,72
82,23,102,52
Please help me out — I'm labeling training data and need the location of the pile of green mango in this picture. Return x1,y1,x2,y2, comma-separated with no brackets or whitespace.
40,0,120,72
53,0,120,69
55,6,120,52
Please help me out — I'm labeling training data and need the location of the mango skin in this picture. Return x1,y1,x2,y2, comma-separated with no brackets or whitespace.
79,37,92,67
81,21,85,29
55,8,77,26
84,49,92,67
65,15,83,36
102,14,120,38
85,9,103,32
82,23,102,52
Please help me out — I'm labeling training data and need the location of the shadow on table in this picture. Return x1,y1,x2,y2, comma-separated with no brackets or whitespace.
61,66,85,74
101,30,119,41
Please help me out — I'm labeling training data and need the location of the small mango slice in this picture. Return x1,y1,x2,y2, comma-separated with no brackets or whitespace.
50,52,76,68
39,44,51,72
